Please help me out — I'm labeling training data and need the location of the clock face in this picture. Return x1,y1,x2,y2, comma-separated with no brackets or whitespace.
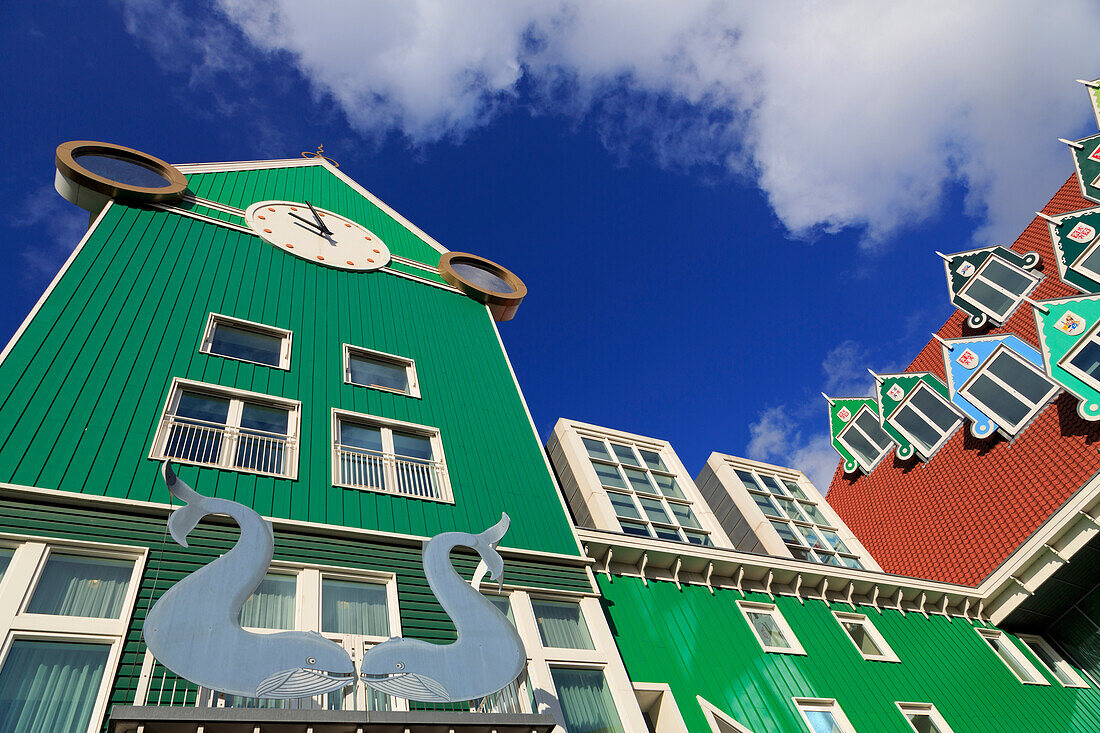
244,201,392,272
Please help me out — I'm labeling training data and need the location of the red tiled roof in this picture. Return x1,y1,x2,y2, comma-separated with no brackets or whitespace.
826,175,1100,586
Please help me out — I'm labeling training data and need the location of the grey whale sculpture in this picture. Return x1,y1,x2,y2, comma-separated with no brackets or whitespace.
143,462,355,698
359,514,526,702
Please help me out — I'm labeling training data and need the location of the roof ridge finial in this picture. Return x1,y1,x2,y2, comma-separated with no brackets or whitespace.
302,144,339,168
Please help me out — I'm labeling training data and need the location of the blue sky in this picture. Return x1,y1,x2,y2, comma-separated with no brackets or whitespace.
1,1,1098,489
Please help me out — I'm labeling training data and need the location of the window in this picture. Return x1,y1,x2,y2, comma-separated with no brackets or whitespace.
240,573,296,630
734,467,864,569
835,406,894,471
532,599,595,650
0,539,144,733
956,255,1039,323
1017,634,1090,688
1071,236,1100,283
897,703,954,733
583,435,711,545
1060,320,1100,392
151,378,301,478
888,383,962,458
833,612,899,662
344,345,420,398
698,696,755,733
794,699,856,733
976,628,1048,684
200,313,291,369
333,409,451,501
550,667,626,733
959,346,1058,434
737,601,805,655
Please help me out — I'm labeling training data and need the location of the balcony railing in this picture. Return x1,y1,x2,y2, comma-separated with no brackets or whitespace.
157,416,294,477
336,445,450,501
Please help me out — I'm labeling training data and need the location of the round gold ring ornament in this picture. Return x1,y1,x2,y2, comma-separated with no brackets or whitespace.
439,252,527,322
55,141,187,208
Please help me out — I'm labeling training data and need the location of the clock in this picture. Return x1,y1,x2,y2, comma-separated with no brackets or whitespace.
244,201,392,272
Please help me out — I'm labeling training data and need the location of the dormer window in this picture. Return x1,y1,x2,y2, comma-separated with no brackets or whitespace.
956,255,1039,325
835,406,894,471
888,382,963,458
1071,236,1100,283
958,345,1058,435
1060,320,1100,391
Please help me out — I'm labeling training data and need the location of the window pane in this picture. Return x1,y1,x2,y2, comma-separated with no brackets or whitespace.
735,470,761,491
984,633,1040,683
817,552,841,566
967,374,1030,426
910,387,960,432
839,424,882,466
752,492,782,518
236,404,288,474
619,520,652,537
669,503,702,529
27,554,132,618
623,467,656,494
1070,338,1100,380
746,611,790,649
241,573,296,630
592,461,627,489
905,713,945,733
487,596,515,627
211,323,282,367
393,431,433,461
840,556,864,570
775,496,806,522
651,473,686,500
684,530,712,546
0,548,11,583
796,525,829,551
841,619,884,655
1025,640,1081,686
638,496,671,524
854,411,893,449
340,422,384,451
653,526,683,542
176,391,230,424
984,257,1032,293
799,502,828,524
240,403,288,435
1079,245,1100,275
758,475,785,494
582,438,611,461
788,545,814,561
551,668,626,733
988,353,1052,403
782,480,810,500
322,579,388,636
638,449,667,471
803,709,844,733
965,278,1015,317
820,530,851,554
349,354,409,392
610,443,641,466
607,491,641,519
0,640,110,733
532,600,595,649
770,521,802,545
895,404,942,451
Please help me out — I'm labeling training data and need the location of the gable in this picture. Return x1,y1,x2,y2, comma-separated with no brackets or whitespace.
1034,293,1100,420
940,334,1044,438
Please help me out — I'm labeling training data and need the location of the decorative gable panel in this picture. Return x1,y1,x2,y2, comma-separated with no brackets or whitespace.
875,372,960,461
1034,294,1100,420
1045,206,1100,293
1070,132,1100,205
940,334,1046,438
942,246,1041,328
826,397,894,474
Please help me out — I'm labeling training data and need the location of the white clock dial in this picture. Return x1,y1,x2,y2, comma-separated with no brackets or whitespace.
244,200,392,272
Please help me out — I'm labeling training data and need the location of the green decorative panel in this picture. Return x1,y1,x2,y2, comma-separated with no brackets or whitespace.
1034,294,1100,420
1072,133,1100,205
875,372,956,461
0,203,578,556
185,164,442,267
826,397,884,474
598,575,1100,733
942,245,1041,328
1048,207,1100,293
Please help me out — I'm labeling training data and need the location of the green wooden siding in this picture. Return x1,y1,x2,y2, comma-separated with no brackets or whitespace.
175,198,246,226
0,203,578,556
0,495,591,720
598,575,1100,733
185,165,442,267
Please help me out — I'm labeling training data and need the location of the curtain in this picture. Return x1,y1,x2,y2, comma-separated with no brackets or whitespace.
0,640,109,733
240,574,296,630
26,555,132,618
550,668,625,733
532,600,594,650
322,580,388,636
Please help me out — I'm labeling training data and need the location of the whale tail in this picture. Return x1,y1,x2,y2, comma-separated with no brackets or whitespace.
470,514,510,587
162,461,211,547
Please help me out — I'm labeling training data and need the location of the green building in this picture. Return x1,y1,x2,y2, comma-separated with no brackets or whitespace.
0,141,1096,733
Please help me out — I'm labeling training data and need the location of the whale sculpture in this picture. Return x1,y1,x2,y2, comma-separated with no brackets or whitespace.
143,462,355,698
359,514,526,702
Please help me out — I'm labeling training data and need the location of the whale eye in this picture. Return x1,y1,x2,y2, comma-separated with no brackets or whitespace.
307,657,317,665
395,662,404,670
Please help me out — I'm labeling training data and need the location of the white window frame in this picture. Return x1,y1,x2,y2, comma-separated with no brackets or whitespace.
1070,235,1100,283
896,702,955,733
737,600,806,655
976,628,1049,685
835,405,894,471
887,382,963,459
833,611,899,663
200,312,292,370
956,254,1039,324
793,698,857,733
331,408,453,503
149,377,302,479
698,696,756,733
343,344,421,398
1059,319,1100,392
958,345,1058,435
0,534,146,733
1017,634,1090,688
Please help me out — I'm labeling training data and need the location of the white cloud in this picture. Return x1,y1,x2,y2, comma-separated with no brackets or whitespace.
122,0,1100,245
11,186,89,291
822,339,873,397
746,405,839,492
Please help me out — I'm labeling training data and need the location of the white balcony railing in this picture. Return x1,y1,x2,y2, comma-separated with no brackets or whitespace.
157,416,294,477
336,445,449,501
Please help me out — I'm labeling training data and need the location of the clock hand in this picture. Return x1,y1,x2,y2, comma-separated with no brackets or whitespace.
305,201,333,235
287,211,329,234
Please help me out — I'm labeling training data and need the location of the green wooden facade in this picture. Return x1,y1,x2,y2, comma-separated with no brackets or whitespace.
598,574,1100,733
